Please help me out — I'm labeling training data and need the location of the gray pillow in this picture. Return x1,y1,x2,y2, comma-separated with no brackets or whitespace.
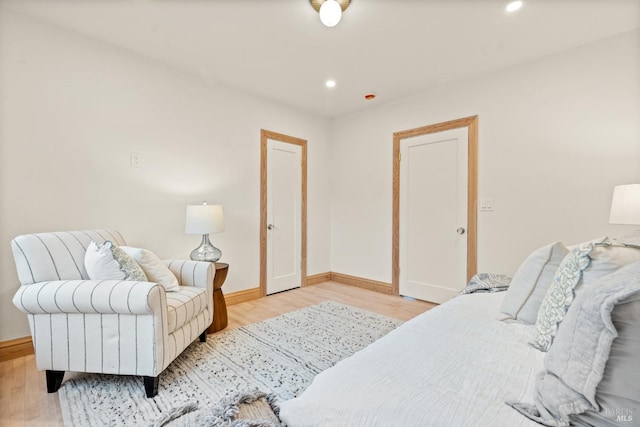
570,291,640,426
509,261,640,426
500,242,568,324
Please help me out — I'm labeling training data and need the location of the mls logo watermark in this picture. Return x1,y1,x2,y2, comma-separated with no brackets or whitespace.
604,407,634,423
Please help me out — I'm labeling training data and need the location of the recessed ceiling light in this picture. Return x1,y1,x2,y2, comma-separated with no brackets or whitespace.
325,80,336,88
506,1,523,12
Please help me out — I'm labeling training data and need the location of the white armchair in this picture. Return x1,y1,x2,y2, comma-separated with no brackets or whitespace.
11,230,214,398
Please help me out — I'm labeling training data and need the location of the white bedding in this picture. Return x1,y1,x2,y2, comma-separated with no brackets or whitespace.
279,293,545,427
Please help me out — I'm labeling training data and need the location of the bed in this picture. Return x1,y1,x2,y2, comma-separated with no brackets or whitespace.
280,238,640,427
279,292,543,426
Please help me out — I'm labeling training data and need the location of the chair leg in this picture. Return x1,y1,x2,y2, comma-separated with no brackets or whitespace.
143,376,159,398
46,370,65,393
199,331,207,342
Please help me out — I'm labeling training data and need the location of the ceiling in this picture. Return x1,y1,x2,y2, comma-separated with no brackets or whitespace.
1,0,638,118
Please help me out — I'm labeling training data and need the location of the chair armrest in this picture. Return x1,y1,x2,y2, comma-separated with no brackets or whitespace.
13,280,164,315
164,260,214,291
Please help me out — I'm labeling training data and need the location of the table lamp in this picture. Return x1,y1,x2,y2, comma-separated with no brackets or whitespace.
186,202,225,262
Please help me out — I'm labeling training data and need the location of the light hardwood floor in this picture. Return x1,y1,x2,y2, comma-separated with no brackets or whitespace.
0,281,435,427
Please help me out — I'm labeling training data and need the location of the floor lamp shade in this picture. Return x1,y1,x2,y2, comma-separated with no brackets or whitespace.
186,203,224,262
609,184,640,225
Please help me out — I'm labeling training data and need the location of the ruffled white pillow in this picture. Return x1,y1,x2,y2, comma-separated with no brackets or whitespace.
531,243,593,352
120,246,180,292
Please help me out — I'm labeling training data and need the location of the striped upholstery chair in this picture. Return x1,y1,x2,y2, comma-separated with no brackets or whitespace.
11,230,214,398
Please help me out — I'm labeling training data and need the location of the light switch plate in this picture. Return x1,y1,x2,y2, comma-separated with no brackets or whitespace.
130,152,142,168
479,198,495,211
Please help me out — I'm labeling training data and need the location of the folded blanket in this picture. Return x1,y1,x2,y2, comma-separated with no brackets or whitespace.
461,273,512,295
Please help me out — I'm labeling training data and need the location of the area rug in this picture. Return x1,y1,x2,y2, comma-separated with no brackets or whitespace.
58,301,402,426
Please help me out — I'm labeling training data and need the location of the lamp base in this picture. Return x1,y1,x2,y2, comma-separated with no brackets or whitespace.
190,234,221,262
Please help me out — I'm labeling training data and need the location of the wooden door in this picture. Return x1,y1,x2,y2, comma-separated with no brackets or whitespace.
392,116,478,302
399,128,468,303
260,130,307,296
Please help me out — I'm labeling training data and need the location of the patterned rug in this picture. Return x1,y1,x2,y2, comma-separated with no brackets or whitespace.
58,301,402,426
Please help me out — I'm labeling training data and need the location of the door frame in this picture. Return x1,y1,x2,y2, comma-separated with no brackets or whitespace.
260,129,308,297
392,115,478,296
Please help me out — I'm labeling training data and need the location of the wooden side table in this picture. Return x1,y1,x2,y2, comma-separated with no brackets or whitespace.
208,262,229,334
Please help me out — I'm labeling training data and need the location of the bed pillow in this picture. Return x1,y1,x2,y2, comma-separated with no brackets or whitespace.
120,246,180,292
509,261,640,426
613,230,640,247
531,243,593,352
500,242,568,324
581,243,640,287
571,288,640,426
565,235,608,252
85,241,148,281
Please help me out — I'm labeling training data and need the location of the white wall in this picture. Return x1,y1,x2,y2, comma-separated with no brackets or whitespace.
0,10,332,341
330,30,640,283
1,10,638,343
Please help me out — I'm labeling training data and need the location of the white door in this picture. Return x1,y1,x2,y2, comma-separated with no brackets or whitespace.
266,139,302,295
399,127,468,303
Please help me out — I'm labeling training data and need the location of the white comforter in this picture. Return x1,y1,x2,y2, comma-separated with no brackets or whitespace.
279,293,545,427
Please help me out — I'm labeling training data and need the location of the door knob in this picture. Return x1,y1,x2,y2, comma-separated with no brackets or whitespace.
267,224,274,230
457,227,466,235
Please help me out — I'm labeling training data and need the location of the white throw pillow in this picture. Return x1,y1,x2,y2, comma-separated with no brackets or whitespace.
582,243,640,287
120,246,180,292
613,230,640,247
500,242,568,324
85,241,148,281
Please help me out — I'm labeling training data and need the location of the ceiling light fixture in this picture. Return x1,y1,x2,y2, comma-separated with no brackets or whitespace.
310,0,351,28
325,79,336,88
506,1,523,12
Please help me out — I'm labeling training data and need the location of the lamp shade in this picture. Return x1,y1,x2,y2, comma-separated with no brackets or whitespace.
185,204,225,234
609,184,640,225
